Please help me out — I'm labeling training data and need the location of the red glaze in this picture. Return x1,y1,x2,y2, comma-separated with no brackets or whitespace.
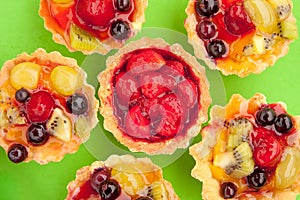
25,90,55,123
74,180,98,199
112,48,200,142
251,127,283,169
126,50,166,74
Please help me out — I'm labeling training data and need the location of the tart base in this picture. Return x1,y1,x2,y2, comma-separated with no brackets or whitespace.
0,48,99,164
98,37,211,155
189,93,300,199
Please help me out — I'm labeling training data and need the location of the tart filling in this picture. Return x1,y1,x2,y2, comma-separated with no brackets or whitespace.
66,154,179,200
185,0,298,77
98,37,211,155
0,48,98,164
190,93,300,199
39,0,148,54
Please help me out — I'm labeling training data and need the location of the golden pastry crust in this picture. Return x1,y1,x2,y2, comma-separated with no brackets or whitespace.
98,37,211,155
66,154,179,200
39,0,148,55
0,48,99,164
190,93,300,199
184,0,297,77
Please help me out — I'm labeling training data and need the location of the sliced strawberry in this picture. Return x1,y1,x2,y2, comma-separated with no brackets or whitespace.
224,2,255,35
126,50,166,74
251,127,283,169
160,60,185,78
75,0,115,28
140,72,176,99
125,105,150,139
152,94,186,138
176,79,198,108
26,90,55,123
115,72,139,106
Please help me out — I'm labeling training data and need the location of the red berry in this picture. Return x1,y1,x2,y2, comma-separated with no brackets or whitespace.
26,91,55,123
196,20,217,40
75,0,115,28
115,72,139,106
160,60,185,77
176,80,198,108
140,72,176,99
125,105,150,139
126,50,166,74
251,127,283,169
91,168,111,192
154,94,186,138
224,2,255,35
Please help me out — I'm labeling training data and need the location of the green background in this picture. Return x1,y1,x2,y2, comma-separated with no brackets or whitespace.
0,0,299,199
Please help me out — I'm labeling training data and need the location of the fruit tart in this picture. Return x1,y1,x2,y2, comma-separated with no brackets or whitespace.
66,154,179,199
98,37,211,155
0,48,98,164
185,0,298,77
190,93,300,199
39,0,148,55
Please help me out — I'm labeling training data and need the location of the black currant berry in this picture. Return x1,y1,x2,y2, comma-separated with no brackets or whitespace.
247,168,267,189
26,124,49,146
99,179,121,200
115,0,132,11
274,114,293,134
110,20,130,40
220,182,237,199
66,93,88,115
195,0,219,17
256,107,277,126
8,143,28,163
207,40,227,58
15,88,30,103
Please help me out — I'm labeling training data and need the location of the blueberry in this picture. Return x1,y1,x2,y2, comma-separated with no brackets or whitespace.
110,20,130,40
256,107,277,126
15,88,30,103
247,168,267,189
275,114,293,134
115,0,132,11
26,124,49,146
207,40,227,58
195,0,219,17
8,143,28,163
220,182,237,199
66,93,88,115
99,179,121,200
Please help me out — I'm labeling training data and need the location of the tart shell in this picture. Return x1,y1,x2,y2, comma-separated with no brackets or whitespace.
184,0,297,77
66,154,179,200
189,93,300,199
39,0,148,55
0,48,99,164
98,37,211,155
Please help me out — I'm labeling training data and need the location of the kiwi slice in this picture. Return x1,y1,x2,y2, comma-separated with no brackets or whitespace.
46,108,72,142
214,142,255,178
226,118,253,151
69,23,100,51
139,181,168,200
268,0,292,21
279,20,298,39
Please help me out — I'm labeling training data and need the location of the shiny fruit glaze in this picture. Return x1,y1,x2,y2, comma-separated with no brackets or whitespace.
211,98,299,198
112,48,200,142
49,0,135,41
194,0,255,60
1,58,85,163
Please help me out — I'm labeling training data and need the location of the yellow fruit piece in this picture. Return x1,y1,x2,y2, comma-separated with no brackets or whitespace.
275,147,300,189
244,0,278,33
280,20,299,39
75,116,90,142
268,0,292,21
10,62,41,90
50,65,83,96
52,0,73,4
